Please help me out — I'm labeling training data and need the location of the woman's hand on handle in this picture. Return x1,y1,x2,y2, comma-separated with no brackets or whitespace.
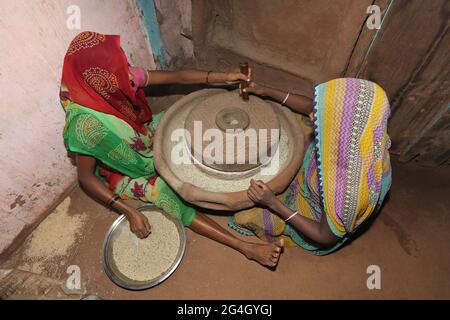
242,81,267,96
243,81,313,116
222,67,251,84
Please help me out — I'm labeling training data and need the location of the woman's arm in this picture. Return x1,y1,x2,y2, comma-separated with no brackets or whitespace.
247,179,339,247
243,82,313,116
269,196,338,247
146,70,250,86
76,153,151,238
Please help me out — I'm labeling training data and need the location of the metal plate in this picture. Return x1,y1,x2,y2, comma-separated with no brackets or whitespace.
102,205,186,290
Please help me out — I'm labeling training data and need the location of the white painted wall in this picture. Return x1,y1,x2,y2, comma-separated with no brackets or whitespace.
0,0,155,258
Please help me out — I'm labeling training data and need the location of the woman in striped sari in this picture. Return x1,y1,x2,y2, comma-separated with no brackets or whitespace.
230,78,392,255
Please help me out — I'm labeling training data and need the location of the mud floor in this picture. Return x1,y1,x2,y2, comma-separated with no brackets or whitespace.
1,158,449,299
1,58,449,299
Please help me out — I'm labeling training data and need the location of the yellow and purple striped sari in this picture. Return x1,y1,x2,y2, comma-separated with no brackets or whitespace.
230,78,392,255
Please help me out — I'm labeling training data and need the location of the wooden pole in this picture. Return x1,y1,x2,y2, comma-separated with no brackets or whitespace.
239,62,249,101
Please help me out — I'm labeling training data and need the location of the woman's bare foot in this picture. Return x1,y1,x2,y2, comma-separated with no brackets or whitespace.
241,239,284,268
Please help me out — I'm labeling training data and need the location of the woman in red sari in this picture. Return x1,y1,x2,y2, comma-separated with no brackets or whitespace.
60,31,283,267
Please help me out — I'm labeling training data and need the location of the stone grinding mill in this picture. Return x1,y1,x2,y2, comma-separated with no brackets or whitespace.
153,72,305,211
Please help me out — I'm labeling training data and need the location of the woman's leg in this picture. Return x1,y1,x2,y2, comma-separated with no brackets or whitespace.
189,212,284,267
112,175,284,267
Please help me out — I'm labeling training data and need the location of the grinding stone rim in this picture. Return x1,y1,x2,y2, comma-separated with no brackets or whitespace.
153,89,305,211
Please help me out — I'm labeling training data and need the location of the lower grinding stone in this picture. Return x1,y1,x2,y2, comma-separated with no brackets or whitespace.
165,96,291,191
153,88,305,211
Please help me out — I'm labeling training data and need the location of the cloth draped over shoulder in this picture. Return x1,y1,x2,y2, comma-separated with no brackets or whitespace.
63,102,156,179
60,31,152,133
313,78,392,238
60,31,155,178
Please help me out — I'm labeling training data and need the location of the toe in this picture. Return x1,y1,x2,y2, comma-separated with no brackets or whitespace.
269,258,278,267
277,238,285,248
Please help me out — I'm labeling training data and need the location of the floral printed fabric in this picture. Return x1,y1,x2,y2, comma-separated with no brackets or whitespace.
64,101,196,226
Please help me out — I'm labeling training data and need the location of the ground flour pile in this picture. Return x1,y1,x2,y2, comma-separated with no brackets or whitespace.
19,197,87,274
112,210,180,282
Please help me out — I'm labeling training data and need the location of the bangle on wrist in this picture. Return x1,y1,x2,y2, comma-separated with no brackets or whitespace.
205,70,212,83
107,194,121,209
144,70,149,87
285,210,298,222
281,91,290,105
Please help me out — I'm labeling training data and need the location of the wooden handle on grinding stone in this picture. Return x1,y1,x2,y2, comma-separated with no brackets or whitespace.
239,62,249,101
